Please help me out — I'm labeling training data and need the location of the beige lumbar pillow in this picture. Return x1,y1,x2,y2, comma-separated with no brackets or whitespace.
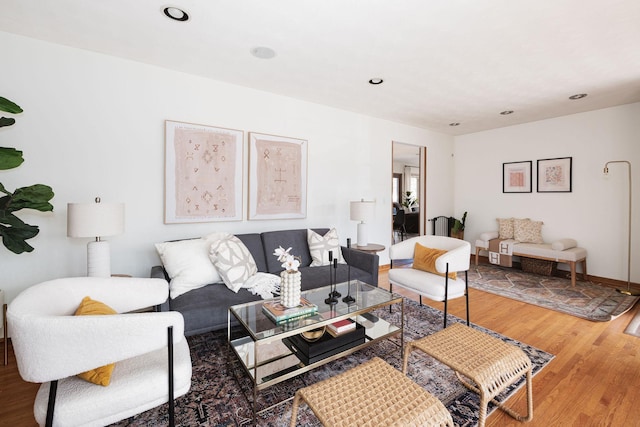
513,218,544,243
551,238,577,251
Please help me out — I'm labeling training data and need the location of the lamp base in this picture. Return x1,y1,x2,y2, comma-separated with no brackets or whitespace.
356,222,368,247
87,240,111,277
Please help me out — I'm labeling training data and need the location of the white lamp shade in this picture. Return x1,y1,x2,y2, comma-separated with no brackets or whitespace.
350,200,375,223
67,202,125,239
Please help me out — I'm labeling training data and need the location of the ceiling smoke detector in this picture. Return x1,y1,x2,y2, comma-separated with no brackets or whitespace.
163,7,189,21
569,93,588,100
449,122,460,127
368,78,384,85
500,110,514,115
250,46,276,59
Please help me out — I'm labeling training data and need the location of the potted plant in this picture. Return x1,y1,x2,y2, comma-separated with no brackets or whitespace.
401,191,417,211
0,96,54,254
451,211,467,240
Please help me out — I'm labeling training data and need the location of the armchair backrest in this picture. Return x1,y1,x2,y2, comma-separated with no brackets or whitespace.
8,277,185,383
390,235,471,272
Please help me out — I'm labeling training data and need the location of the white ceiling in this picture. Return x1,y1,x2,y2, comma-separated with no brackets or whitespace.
2,0,640,135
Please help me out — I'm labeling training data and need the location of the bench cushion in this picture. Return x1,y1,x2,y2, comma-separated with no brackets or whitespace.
513,243,587,262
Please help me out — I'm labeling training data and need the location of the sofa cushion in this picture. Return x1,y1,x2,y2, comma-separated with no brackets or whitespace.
155,238,221,299
513,218,544,243
209,235,258,292
262,228,329,273
308,228,346,266
170,283,263,336
235,233,268,272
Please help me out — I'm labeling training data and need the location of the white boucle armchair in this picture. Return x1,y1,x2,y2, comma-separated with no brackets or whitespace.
7,277,192,427
388,235,470,328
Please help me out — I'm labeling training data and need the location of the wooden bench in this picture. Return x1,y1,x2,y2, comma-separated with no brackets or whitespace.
475,237,587,286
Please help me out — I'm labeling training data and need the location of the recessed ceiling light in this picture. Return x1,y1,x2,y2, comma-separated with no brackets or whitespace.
500,110,514,115
163,6,189,21
369,78,384,85
569,93,588,100
250,46,276,59
449,122,460,127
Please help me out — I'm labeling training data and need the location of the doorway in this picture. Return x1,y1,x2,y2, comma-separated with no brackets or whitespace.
392,142,426,244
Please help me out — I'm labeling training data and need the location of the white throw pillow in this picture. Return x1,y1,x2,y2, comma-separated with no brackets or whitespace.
155,239,222,299
209,234,258,292
307,228,346,266
551,238,578,251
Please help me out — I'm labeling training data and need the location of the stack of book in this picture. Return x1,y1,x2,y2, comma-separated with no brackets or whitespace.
327,318,356,337
262,297,318,323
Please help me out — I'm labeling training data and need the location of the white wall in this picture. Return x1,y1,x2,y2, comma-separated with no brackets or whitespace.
454,103,640,283
0,31,455,302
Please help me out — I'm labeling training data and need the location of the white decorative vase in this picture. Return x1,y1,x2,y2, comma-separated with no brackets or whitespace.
280,270,302,308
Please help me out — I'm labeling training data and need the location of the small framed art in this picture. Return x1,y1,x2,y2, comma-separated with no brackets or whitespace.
503,161,532,193
537,157,572,192
164,120,243,223
248,132,307,220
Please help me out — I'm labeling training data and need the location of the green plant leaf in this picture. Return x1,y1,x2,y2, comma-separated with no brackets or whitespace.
0,221,38,254
8,185,54,212
0,97,23,114
0,117,16,127
0,147,25,170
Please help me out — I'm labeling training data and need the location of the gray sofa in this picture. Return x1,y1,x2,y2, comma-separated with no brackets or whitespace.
151,228,379,336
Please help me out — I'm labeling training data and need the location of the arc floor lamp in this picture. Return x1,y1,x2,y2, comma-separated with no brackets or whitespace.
603,160,638,296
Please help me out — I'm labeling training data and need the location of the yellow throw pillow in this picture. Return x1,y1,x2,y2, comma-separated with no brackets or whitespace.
413,243,457,280
74,296,117,386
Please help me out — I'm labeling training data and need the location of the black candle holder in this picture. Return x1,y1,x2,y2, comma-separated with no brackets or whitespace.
331,257,341,298
343,238,355,303
325,252,338,305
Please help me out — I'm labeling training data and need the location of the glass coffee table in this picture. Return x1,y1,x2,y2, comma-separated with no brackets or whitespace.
227,280,403,420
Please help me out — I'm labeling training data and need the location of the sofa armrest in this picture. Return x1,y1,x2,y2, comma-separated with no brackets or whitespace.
150,265,171,312
341,246,379,286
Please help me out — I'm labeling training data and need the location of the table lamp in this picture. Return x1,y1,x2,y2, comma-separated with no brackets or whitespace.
67,197,125,277
350,199,375,247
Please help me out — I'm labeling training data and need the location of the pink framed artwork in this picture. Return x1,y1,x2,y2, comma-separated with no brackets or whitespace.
248,132,307,220
164,120,243,223
537,157,572,192
503,161,532,193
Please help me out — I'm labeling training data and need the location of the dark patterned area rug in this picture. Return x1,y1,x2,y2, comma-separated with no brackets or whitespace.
470,264,639,321
111,299,553,427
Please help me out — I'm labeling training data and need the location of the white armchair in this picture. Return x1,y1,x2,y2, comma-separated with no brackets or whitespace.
8,277,192,427
388,235,470,328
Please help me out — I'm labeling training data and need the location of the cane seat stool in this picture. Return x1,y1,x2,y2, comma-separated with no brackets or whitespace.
403,323,533,427
290,357,453,426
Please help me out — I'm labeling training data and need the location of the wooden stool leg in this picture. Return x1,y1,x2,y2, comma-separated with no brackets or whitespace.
402,343,414,374
290,392,302,427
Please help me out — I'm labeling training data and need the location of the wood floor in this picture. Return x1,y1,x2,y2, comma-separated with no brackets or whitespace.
1,268,639,426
